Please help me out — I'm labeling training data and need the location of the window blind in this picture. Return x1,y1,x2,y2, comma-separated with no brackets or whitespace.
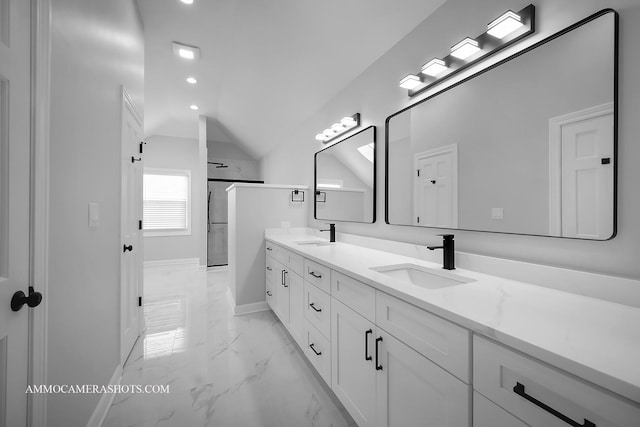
143,173,189,230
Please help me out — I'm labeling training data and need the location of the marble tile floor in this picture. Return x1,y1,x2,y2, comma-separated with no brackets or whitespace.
103,267,356,427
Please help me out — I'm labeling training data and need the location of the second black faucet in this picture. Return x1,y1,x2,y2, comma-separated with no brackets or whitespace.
320,223,336,243
427,234,455,270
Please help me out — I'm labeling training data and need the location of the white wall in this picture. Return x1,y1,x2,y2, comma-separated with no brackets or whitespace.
143,135,202,263
47,0,144,425
207,139,260,181
262,0,640,280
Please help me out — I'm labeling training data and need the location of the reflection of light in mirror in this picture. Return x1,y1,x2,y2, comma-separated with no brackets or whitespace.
399,74,422,89
143,296,187,359
450,38,481,60
179,49,194,59
341,116,357,127
315,133,326,141
487,11,523,39
172,42,200,60
357,143,375,163
317,181,343,189
331,123,344,132
421,58,448,77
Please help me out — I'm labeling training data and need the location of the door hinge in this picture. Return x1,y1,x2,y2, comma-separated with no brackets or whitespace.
601,157,611,165
138,296,142,307
417,216,420,223
138,220,142,230
416,169,420,177
139,141,146,154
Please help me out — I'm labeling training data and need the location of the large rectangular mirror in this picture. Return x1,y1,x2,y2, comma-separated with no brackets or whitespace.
315,125,376,223
386,9,617,239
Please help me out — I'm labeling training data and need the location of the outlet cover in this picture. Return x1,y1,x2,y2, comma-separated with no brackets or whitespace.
281,221,290,228
491,208,504,220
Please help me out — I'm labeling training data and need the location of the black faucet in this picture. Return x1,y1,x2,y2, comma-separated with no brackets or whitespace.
427,234,455,270
320,223,336,243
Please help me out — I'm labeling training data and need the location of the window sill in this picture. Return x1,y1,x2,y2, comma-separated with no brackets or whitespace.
144,229,192,237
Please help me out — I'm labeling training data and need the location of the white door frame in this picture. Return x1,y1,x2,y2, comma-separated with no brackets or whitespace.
29,0,52,425
548,102,614,236
413,144,459,228
120,87,144,364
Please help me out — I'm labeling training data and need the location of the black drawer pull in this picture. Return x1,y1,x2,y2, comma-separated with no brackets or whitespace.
282,270,288,287
309,343,322,356
513,382,595,427
266,266,272,271
375,336,383,370
266,290,272,296
309,271,322,279
266,247,272,251
309,302,322,312
364,329,373,361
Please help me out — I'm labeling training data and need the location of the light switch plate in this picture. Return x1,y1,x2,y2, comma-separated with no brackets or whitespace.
281,221,290,229
89,203,99,227
491,207,504,220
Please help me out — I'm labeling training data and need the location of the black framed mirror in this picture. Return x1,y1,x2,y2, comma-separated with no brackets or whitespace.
315,125,376,223
385,9,617,240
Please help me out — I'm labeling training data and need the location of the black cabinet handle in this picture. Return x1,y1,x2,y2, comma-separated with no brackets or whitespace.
375,336,383,370
364,329,373,361
281,270,285,286
266,247,272,251
513,382,595,427
309,271,322,279
266,290,272,296
309,343,322,356
309,302,322,312
282,271,288,287
266,266,272,271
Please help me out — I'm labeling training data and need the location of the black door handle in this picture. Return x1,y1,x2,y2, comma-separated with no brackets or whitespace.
123,244,133,252
513,382,595,427
375,336,383,370
131,156,142,163
11,286,43,312
309,343,322,356
309,302,322,312
364,329,373,361
430,180,436,184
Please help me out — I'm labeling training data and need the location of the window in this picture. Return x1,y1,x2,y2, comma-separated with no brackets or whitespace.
143,168,191,236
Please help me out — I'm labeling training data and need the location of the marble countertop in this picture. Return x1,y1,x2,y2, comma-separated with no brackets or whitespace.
265,230,640,405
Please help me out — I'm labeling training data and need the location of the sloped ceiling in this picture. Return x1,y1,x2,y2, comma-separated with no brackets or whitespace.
136,0,447,158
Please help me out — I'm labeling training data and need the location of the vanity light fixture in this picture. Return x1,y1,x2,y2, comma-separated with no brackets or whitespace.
399,74,422,89
186,77,197,84
487,10,524,39
399,4,535,97
172,42,200,60
450,37,481,60
421,58,448,77
315,113,360,144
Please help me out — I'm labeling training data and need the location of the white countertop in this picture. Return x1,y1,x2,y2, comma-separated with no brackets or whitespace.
265,230,640,405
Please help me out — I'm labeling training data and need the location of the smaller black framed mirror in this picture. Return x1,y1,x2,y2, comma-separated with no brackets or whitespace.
315,126,376,223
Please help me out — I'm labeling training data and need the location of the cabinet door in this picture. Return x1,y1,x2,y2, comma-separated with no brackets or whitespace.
265,256,276,310
288,271,304,347
376,330,471,427
331,299,377,427
273,262,290,324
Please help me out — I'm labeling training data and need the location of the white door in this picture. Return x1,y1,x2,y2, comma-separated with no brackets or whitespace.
376,330,471,427
288,271,304,347
0,0,32,425
120,89,144,363
331,299,377,427
560,113,614,239
414,145,458,228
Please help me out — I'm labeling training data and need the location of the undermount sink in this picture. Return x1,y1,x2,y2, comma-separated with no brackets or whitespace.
293,240,332,246
371,263,475,289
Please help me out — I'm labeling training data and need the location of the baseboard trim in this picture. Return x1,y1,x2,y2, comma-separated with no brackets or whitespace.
199,264,207,272
143,258,199,270
86,364,122,427
234,301,270,316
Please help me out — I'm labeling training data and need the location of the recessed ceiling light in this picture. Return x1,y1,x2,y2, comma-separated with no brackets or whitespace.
180,0,194,4
186,77,197,84
399,74,422,90
172,42,200,60
450,37,481,60
487,11,523,39
190,105,199,110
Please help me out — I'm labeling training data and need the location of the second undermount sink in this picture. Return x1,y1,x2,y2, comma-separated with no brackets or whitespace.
371,263,475,290
293,240,332,246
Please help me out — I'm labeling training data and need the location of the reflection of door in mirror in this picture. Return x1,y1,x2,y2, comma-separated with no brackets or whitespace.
413,145,458,227
548,103,614,239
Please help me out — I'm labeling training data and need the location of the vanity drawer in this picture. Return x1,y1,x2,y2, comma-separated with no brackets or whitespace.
305,322,331,384
474,335,640,427
280,247,303,276
473,391,528,427
304,282,331,338
331,271,375,322
265,241,279,260
303,258,331,293
376,291,470,383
